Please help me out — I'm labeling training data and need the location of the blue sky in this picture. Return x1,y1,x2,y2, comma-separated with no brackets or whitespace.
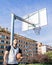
0,0,52,46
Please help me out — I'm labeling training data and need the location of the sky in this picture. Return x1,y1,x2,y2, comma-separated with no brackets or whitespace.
0,0,52,46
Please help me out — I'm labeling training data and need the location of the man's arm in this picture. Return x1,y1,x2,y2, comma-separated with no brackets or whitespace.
3,45,11,65
3,50,9,65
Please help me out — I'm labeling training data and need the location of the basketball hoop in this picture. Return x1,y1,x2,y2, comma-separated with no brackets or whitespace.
33,26,41,35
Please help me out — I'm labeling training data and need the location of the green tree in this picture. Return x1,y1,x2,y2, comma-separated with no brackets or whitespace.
45,51,52,63
45,51,52,59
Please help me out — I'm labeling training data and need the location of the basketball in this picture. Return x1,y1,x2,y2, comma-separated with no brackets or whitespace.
16,53,22,59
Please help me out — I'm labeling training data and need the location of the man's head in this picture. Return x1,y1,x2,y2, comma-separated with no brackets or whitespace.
13,39,18,47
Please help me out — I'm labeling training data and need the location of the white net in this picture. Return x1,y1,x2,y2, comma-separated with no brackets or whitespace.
33,26,41,35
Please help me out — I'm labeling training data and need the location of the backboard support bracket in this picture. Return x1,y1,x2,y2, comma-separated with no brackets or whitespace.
10,13,36,45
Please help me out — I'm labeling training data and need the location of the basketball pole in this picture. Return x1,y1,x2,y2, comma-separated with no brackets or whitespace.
10,13,15,45
10,13,35,45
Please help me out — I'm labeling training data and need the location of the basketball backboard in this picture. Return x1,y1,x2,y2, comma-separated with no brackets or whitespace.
22,8,47,31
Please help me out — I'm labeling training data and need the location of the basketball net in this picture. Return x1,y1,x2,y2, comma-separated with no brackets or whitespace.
33,26,41,35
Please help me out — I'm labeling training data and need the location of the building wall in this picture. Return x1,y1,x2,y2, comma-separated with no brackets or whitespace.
37,43,52,54
0,27,52,64
0,28,10,64
0,27,38,64
41,46,46,54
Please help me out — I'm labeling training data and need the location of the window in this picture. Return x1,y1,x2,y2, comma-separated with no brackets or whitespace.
19,40,23,43
0,40,1,43
21,45,22,47
0,62,3,64
25,45,28,49
32,44,34,46
6,41,9,44
0,50,4,53
1,40,4,44
35,44,37,46
1,35,5,39
21,40,22,43
19,40,20,42
25,50,27,52
19,44,20,46
0,35,1,38
0,46,1,48
35,50,37,53
6,36,10,39
24,41,25,43
36,47,38,50
0,45,4,49
26,42,28,45
0,56,3,60
17,44,19,46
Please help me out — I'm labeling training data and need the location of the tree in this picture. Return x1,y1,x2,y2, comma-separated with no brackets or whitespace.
45,51,52,60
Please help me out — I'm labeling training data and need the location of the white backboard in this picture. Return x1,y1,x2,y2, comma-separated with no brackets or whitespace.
22,8,47,31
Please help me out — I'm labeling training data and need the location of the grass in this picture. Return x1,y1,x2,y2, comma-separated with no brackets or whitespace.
19,63,52,65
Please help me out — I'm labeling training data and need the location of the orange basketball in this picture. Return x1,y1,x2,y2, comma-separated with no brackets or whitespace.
16,53,22,59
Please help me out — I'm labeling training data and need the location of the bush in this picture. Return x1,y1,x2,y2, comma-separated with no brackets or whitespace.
45,51,52,63
39,54,52,63
45,51,52,60
27,53,52,64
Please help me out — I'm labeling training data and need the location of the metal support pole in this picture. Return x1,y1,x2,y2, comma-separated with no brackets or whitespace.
14,15,36,27
10,13,35,45
10,13,14,45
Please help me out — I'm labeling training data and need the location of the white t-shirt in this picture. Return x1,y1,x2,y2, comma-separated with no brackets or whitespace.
7,46,19,64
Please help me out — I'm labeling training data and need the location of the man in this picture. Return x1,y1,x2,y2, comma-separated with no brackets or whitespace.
4,39,23,65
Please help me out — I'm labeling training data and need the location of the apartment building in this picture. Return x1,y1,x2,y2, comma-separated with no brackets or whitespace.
0,26,38,64
37,42,52,54
0,26,52,64
41,45,52,54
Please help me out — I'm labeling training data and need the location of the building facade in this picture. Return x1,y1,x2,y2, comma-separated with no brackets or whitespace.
0,26,38,64
0,26,52,64
37,42,52,54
